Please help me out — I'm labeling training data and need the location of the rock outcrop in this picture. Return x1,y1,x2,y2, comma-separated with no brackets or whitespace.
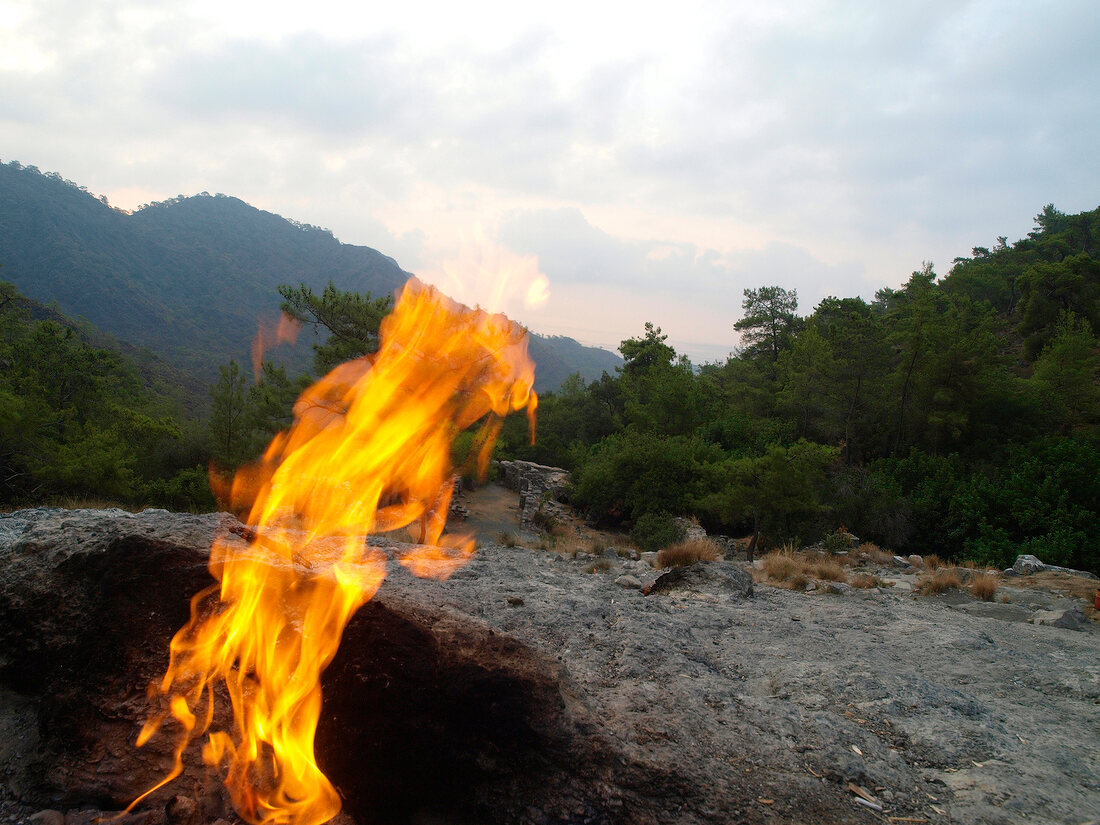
1004,553,1099,579
495,460,570,528
2,509,1098,825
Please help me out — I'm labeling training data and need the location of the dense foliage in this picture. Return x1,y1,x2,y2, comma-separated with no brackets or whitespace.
498,205,1100,572
0,281,212,510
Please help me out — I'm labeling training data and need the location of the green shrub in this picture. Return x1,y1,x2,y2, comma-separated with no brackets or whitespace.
822,528,853,553
572,431,724,524
629,511,684,553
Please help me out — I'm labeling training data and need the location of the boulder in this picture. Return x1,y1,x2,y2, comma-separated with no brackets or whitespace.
1005,554,1099,580
1011,554,1047,575
644,560,753,598
672,517,707,542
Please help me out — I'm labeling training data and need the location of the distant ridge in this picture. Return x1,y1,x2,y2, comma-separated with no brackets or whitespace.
0,161,621,401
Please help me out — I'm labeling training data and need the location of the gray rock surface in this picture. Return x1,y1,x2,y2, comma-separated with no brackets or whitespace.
2,509,1099,825
1005,553,1099,580
1009,554,1048,575
1030,606,1087,629
644,559,753,597
672,517,708,542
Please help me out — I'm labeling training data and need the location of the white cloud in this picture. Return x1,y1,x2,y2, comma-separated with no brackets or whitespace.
496,207,869,364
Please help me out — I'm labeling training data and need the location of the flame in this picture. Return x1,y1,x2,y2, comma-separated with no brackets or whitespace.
422,225,551,318
252,312,303,380
133,278,536,825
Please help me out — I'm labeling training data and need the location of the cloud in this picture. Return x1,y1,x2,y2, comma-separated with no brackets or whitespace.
496,206,873,364
498,206,866,309
146,34,433,137
1,0,1098,363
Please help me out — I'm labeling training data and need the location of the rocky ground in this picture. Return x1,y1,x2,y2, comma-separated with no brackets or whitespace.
1,500,1098,825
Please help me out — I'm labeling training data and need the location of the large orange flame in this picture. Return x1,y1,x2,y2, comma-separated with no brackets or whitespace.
132,278,536,825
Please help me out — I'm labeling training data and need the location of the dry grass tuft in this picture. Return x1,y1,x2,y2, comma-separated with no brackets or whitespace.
583,558,615,574
498,531,517,548
851,573,884,589
916,567,962,595
657,538,720,569
789,574,809,591
760,548,849,586
969,571,998,601
923,554,944,571
809,557,848,582
860,542,896,566
556,539,596,558
761,549,800,581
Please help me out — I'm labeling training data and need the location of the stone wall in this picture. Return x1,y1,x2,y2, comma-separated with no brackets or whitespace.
495,460,570,528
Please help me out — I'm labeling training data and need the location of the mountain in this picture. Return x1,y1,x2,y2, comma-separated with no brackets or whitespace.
0,161,621,402
527,334,621,392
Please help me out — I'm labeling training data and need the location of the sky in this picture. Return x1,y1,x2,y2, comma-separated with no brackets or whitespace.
1,0,1098,364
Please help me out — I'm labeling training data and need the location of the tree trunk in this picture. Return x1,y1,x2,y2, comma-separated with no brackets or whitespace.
746,516,760,563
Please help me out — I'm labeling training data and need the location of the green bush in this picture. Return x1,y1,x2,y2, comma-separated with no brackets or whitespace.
572,431,724,523
630,511,684,553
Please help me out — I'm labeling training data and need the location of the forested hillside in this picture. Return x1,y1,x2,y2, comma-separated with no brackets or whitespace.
0,161,408,391
0,282,211,509
497,205,1100,572
0,161,619,400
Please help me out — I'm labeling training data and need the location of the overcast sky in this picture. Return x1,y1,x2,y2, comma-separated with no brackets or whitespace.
2,0,1097,363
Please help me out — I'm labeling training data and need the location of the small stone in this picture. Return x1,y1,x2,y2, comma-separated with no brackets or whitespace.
506,596,525,606
615,575,642,590
603,547,619,559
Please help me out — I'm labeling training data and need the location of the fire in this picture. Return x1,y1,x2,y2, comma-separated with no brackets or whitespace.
251,312,303,380
132,278,537,825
